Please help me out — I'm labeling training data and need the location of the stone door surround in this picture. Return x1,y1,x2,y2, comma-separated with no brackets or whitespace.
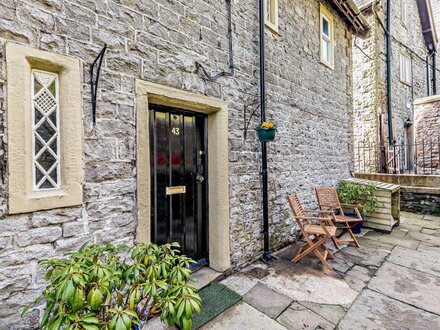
135,80,230,272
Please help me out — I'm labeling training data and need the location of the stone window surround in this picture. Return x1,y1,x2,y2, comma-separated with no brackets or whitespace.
320,3,335,70
265,0,279,34
135,80,230,272
6,43,83,215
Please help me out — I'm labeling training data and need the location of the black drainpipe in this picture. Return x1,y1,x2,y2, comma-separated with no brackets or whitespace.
385,0,393,145
432,51,437,94
426,54,431,96
259,0,275,263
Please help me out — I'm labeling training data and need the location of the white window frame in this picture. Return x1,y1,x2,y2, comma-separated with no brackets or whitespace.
265,0,279,33
31,70,61,191
401,0,408,26
400,54,412,85
320,5,334,69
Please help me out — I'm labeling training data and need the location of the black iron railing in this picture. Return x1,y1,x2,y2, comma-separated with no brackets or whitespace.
355,138,440,175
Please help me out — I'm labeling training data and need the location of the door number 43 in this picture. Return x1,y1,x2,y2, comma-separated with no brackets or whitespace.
171,127,180,135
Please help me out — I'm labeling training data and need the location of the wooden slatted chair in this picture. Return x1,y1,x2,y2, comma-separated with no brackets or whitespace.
287,193,337,270
315,188,362,249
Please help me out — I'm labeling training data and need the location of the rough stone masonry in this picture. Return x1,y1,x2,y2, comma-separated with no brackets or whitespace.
414,96,440,173
0,0,356,327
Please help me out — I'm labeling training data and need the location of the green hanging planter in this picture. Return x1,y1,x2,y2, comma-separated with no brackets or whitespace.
255,128,276,142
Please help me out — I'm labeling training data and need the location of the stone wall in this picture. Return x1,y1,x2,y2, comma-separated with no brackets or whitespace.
352,9,380,172
353,0,439,171
0,0,355,327
401,190,440,215
414,96,440,173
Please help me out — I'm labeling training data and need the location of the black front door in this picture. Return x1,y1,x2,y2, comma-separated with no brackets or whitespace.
149,105,208,264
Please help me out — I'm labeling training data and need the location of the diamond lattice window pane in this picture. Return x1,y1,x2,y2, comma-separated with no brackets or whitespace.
49,167,58,183
49,139,57,152
36,167,44,183
37,150,56,171
34,79,43,94
36,120,56,142
35,109,44,125
48,81,56,96
49,110,57,125
34,89,57,114
32,70,60,190
40,179,56,189
34,71,55,86
35,138,44,154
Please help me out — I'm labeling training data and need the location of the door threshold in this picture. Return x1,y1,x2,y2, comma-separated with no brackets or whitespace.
192,266,224,291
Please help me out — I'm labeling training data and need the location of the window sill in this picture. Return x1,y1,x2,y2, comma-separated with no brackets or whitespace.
320,59,335,70
400,79,412,87
29,189,69,200
265,21,279,34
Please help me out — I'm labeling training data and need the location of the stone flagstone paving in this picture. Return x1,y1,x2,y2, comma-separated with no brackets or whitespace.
201,212,440,330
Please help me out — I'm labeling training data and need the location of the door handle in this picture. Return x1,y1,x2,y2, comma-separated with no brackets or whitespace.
196,175,205,183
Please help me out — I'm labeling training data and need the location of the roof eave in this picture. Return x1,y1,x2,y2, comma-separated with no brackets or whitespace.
332,0,371,37
416,0,438,52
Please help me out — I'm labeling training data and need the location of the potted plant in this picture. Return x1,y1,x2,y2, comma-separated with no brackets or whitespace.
22,242,201,330
337,182,379,233
254,121,277,142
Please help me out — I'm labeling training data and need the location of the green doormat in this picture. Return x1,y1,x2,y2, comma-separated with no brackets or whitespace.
192,282,241,329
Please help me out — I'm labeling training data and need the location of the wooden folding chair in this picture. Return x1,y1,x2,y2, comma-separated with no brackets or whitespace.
315,188,362,249
287,193,337,270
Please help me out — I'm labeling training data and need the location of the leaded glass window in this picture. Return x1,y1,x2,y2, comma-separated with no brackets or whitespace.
32,70,60,190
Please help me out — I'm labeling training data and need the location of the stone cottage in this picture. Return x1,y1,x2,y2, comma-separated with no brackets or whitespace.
0,0,368,327
352,0,438,172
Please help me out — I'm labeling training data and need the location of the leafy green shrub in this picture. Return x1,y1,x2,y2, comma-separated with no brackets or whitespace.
22,242,201,330
337,182,379,217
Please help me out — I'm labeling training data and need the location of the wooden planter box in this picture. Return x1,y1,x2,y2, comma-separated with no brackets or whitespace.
343,178,400,233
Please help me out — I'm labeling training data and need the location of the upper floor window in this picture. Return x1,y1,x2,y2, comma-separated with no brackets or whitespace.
401,0,408,25
320,4,334,69
265,0,279,33
400,54,412,84
32,70,60,190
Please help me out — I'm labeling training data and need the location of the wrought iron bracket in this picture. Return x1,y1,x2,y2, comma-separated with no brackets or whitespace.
243,97,274,140
90,44,107,126
243,101,260,140
195,0,234,81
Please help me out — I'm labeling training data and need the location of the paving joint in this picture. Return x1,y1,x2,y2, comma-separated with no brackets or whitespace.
367,287,440,317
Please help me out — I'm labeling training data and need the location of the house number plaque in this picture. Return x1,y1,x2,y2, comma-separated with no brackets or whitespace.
166,186,186,195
